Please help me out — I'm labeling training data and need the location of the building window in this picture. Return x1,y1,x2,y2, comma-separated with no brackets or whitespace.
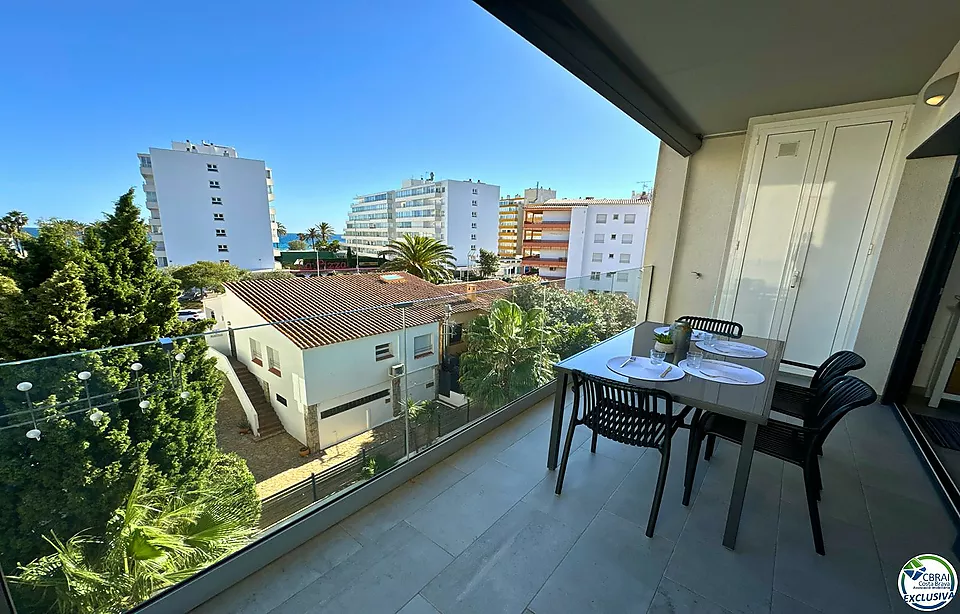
220,259,229,264
213,213,225,221
471,234,476,240
209,180,220,189
207,163,218,172
625,214,636,224
413,334,433,358
447,322,463,344
320,389,390,419
620,253,631,264
617,271,630,282
472,188,478,194
145,191,157,202
611,234,617,240
218,244,229,252
275,394,287,407
212,197,223,205
608,253,614,259
596,214,607,224
471,212,477,218
590,272,601,281
594,233,604,243
267,346,281,376
375,343,393,361
138,155,152,167
250,339,263,366
267,185,274,195
592,252,602,262
471,223,477,228
156,257,168,267
215,229,227,237
472,200,478,206
613,214,619,220
622,233,634,244
266,169,272,179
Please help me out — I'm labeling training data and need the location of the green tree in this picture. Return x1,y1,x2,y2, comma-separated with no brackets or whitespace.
327,239,341,253
380,234,455,283
302,227,320,250
10,457,260,614
478,248,499,278
275,221,287,237
0,190,256,604
0,210,29,255
460,299,557,409
316,222,333,246
287,239,307,251
169,261,246,295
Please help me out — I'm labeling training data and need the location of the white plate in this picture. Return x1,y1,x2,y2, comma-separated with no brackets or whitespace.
678,358,765,386
606,356,685,382
696,340,767,358
654,325,708,341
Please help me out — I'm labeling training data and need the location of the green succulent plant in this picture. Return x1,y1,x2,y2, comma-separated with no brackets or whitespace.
654,331,674,344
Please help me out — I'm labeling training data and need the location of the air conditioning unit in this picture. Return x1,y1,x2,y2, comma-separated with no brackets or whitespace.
390,364,405,378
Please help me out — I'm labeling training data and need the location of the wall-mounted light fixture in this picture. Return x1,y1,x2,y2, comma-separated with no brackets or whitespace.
924,72,959,107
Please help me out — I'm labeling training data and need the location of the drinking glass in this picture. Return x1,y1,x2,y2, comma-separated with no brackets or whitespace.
701,332,715,349
650,349,666,365
687,349,704,369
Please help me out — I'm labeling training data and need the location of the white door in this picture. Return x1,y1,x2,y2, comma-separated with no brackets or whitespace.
780,120,895,365
727,129,822,338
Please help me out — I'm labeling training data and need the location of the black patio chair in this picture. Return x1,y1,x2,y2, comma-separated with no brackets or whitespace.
677,315,743,339
556,371,679,537
773,351,866,422
681,376,877,555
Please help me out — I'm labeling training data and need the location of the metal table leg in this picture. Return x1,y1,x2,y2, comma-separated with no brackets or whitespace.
547,373,568,470
723,421,757,549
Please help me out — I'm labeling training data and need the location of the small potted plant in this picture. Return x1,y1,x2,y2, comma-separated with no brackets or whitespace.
654,330,676,354
238,418,252,435
299,445,311,457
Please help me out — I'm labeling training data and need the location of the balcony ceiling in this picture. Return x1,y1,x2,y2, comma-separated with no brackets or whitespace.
477,0,960,154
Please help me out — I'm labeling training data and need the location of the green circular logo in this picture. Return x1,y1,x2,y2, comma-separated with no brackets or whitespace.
899,554,957,611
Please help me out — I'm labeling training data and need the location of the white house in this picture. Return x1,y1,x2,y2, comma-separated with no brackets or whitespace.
204,272,509,451
139,140,279,270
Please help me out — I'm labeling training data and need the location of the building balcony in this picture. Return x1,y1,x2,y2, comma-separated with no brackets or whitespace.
523,221,571,230
522,256,568,267
521,239,569,249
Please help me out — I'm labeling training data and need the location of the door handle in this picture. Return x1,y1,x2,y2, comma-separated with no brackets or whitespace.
790,270,801,288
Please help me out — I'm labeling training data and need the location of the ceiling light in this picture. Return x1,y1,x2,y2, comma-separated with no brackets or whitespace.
924,73,958,106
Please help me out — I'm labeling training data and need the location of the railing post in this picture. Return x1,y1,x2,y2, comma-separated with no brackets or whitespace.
361,448,367,466
437,412,442,438
310,472,317,502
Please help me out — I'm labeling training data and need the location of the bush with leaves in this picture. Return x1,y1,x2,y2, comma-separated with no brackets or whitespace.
478,248,499,278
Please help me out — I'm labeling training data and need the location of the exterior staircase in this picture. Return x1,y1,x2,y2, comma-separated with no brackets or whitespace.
228,357,285,440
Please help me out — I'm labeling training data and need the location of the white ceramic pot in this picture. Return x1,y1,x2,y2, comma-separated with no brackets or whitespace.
654,341,675,354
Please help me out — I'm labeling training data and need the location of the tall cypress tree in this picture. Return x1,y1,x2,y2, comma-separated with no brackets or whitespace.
0,191,253,595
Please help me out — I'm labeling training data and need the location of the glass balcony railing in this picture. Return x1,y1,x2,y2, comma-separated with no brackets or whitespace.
0,266,648,613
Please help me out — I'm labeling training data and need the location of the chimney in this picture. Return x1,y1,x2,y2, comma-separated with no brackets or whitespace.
465,283,478,301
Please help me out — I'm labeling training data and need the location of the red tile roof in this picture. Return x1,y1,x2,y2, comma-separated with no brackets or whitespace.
225,273,511,350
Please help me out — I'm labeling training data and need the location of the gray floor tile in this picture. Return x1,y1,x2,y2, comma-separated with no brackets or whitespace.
522,445,634,532
495,418,588,478
340,460,467,544
603,430,706,542
396,595,441,614
665,528,776,614
270,522,447,614
422,502,580,614
445,408,550,475
863,484,958,566
407,459,542,555
780,459,870,530
772,591,823,614
774,501,889,614
647,578,732,614
530,511,675,614
192,525,361,614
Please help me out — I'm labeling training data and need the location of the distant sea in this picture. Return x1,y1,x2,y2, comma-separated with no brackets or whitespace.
279,233,343,250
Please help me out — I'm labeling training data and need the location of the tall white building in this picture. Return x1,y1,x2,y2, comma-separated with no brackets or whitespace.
521,196,652,297
138,140,279,270
343,177,499,267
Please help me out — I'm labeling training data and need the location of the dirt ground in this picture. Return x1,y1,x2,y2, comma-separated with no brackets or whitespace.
215,381,405,499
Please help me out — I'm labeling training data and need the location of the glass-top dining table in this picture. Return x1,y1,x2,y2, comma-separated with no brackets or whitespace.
547,321,786,550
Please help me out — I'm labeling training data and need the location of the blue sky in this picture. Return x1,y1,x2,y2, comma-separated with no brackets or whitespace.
0,0,659,232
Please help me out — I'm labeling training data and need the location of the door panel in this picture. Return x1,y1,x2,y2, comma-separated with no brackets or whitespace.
731,130,818,338
783,121,892,365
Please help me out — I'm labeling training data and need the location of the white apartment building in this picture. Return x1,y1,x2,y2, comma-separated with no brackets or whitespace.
343,177,499,267
138,140,279,270
521,196,652,298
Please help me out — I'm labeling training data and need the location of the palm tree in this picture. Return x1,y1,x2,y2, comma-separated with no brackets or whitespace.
327,239,341,253
1,210,29,254
275,221,287,237
10,464,259,614
379,234,455,283
317,222,333,247
304,227,320,250
459,299,558,409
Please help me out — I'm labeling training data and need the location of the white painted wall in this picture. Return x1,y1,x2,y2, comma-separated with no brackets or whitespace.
206,290,309,444
445,180,499,266
146,144,276,270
